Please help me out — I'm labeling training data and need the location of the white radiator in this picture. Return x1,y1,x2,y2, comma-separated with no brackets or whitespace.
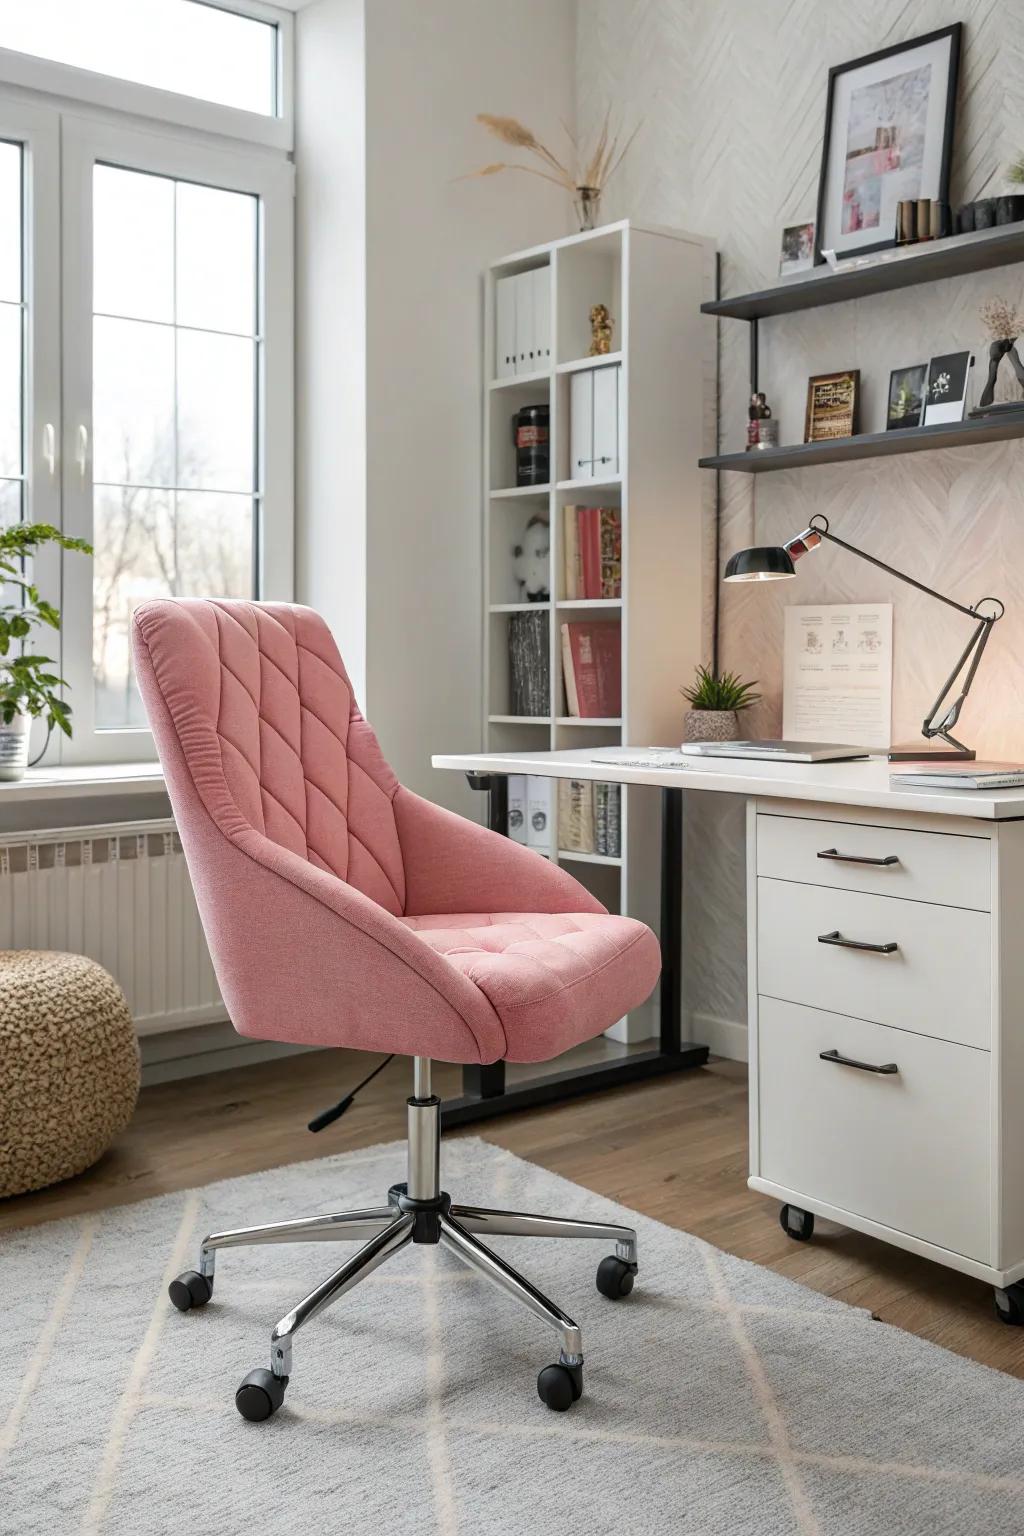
0,819,225,1036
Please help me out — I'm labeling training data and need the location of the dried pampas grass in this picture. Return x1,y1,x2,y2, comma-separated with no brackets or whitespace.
461,110,643,194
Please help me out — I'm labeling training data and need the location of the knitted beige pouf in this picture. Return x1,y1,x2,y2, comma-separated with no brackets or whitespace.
0,951,140,1198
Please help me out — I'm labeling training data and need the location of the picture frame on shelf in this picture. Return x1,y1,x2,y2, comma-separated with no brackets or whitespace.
804,370,860,442
779,220,816,278
814,24,961,264
923,351,973,426
886,363,928,430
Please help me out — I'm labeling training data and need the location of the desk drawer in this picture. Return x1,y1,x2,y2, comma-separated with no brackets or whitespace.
757,878,991,1049
756,813,990,910
757,997,990,1261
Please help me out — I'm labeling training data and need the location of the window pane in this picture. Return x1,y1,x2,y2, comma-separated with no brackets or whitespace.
93,316,175,486
176,182,256,335
94,166,174,323
93,486,172,731
177,330,255,492
0,142,21,304
0,1,277,117
0,478,21,528
0,303,22,479
175,492,253,598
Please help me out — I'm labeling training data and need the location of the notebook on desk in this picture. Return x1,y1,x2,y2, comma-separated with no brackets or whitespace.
590,742,870,766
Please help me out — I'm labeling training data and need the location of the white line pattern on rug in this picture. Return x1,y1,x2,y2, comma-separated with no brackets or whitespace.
700,1243,822,1535
0,1215,99,1460
81,1192,200,1536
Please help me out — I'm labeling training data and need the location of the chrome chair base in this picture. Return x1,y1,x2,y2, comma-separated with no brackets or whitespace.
168,1060,639,1418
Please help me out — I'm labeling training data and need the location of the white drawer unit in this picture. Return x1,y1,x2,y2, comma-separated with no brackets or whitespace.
747,798,1024,1311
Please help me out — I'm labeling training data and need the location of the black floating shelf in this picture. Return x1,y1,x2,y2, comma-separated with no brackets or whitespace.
699,411,1024,473
702,223,1024,321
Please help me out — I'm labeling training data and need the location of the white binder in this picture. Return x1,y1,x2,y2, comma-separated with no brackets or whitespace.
514,270,534,374
507,774,528,843
495,276,516,380
592,364,620,477
532,267,551,368
570,369,594,481
526,775,555,855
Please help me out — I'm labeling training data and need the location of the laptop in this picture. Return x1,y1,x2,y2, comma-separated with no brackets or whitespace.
680,740,870,763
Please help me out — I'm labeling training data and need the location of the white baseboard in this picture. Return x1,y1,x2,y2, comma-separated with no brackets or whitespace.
690,1010,748,1063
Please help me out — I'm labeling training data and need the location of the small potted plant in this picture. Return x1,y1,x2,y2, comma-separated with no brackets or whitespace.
0,522,92,780
680,664,761,745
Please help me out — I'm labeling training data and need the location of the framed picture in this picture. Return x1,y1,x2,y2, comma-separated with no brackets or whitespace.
804,370,860,443
923,351,973,426
814,24,961,263
779,221,816,278
886,363,927,430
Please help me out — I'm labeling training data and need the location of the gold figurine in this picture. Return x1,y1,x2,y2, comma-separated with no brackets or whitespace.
589,303,614,355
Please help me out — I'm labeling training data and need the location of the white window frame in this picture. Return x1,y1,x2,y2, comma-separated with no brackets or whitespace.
59,113,294,764
0,0,293,153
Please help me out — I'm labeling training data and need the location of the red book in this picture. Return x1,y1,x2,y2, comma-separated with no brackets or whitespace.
578,507,601,599
561,621,621,718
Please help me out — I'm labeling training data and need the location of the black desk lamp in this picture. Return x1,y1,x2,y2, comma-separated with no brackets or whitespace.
724,512,1005,761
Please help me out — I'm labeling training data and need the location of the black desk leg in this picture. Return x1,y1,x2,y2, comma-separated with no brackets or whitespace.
660,785,684,1053
443,772,708,1127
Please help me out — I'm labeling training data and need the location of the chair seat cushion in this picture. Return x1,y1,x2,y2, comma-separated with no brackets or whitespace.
400,911,660,1062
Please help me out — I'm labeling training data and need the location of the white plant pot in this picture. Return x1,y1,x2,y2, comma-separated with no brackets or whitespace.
683,708,739,745
0,711,31,781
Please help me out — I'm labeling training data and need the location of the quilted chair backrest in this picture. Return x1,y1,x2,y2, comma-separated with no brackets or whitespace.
132,599,408,916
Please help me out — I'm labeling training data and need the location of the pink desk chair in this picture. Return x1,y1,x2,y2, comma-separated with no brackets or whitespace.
132,599,660,1419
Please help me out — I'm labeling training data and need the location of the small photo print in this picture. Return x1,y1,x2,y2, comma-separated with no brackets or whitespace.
886,363,927,430
923,351,973,426
779,221,816,277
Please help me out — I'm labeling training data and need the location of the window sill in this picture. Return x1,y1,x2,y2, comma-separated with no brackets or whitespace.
0,762,166,807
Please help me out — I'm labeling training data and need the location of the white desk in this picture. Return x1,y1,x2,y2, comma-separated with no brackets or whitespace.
433,747,1024,1308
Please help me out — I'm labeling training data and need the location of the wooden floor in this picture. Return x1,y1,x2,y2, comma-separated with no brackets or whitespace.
5,1049,1023,1378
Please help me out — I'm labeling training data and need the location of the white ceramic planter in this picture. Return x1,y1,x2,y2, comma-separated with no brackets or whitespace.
683,708,739,745
0,711,31,781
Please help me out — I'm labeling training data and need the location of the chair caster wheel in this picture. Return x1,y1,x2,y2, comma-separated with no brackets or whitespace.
596,1255,637,1299
168,1270,212,1311
537,1360,583,1412
994,1283,1024,1325
779,1204,814,1242
235,1368,288,1421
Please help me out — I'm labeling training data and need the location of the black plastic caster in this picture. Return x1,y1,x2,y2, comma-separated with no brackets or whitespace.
235,1368,288,1421
168,1270,212,1311
596,1255,637,1299
779,1204,814,1242
537,1360,583,1412
994,1283,1024,1325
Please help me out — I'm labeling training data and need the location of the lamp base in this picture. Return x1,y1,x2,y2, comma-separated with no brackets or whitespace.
887,742,976,763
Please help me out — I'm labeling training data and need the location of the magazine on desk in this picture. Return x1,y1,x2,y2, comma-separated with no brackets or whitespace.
890,762,1024,791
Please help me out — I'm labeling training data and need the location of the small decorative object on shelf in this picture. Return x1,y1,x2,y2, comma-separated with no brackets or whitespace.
512,512,550,602
814,25,961,264
804,370,859,442
0,522,92,781
680,665,761,746
466,110,642,233
923,350,973,425
746,390,778,450
588,303,614,355
974,297,1024,412
886,363,927,430
779,221,815,278
513,403,549,486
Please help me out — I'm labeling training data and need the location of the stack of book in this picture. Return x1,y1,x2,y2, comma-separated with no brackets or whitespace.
562,506,621,600
507,609,549,717
561,620,621,718
557,779,621,857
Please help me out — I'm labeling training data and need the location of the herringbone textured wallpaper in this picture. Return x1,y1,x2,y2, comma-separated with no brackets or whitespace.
577,0,1024,1031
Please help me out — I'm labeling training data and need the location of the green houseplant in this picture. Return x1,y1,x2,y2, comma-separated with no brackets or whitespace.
680,664,761,745
0,522,92,780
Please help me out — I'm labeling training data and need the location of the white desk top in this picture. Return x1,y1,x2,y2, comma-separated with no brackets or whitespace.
432,747,1024,821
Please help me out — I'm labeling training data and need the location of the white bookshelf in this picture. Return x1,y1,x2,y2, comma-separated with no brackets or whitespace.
482,219,714,1042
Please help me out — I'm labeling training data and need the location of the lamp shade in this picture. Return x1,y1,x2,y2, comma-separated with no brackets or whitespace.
723,546,796,582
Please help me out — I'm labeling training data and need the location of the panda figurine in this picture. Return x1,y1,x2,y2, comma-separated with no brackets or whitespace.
512,514,550,602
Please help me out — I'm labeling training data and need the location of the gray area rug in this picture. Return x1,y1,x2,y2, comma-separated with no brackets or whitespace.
3,1136,1024,1535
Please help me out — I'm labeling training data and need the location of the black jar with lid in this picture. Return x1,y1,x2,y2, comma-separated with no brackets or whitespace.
513,404,549,487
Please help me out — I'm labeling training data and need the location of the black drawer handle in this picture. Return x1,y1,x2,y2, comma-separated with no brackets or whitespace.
818,929,898,954
820,1048,898,1075
817,847,899,867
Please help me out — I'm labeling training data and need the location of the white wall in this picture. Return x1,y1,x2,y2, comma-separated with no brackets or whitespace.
297,0,576,812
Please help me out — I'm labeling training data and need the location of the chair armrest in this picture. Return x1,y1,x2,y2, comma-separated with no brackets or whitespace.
395,788,606,917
